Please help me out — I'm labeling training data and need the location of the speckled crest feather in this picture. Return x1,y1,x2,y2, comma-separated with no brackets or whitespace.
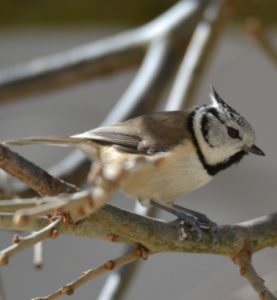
209,85,249,129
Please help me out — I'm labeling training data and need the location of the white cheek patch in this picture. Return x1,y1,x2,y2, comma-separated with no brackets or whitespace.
193,107,243,166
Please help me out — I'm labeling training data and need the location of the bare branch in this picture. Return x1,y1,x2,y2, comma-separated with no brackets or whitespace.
1,204,277,257
0,212,135,246
0,217,61,265
0,144,78,197
103,36,181,124
32,248,145,300
0,198,53,212
234,251,277,300
165,0,232,111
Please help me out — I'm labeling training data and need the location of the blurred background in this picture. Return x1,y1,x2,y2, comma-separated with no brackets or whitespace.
0,0,276,299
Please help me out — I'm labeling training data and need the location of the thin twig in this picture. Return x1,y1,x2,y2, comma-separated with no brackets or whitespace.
0,144,78,196
0,217,61,265
0,198,52,212
32,248,146,300
165,0,232,111
234,251,277,300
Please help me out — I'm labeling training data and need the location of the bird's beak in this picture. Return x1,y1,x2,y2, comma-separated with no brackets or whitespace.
245,144,265,156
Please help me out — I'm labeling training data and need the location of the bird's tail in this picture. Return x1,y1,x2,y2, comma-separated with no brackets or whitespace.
3,136,99,159
3,136,88,147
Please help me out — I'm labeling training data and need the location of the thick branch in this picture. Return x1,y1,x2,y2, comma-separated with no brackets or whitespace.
1,205,277,257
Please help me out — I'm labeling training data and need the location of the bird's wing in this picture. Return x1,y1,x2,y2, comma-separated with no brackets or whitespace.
74,111,192,155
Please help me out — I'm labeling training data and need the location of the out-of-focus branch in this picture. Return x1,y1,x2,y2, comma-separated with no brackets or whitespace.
0,143,77,270
0,217,61,266
244,18,277,66
33,248,146,300
0,144,77,197
0,0,208,103
165,0,232,111
33,242,43,269
103,36,180,124
0,155,162,226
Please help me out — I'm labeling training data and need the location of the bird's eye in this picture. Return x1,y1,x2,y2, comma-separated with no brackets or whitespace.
227,127,239,139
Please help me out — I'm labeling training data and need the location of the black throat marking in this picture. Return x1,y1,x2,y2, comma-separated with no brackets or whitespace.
187,110,246,176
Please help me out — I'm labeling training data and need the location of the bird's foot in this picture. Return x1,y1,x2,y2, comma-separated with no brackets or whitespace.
150,201,217,243
172,204,218,244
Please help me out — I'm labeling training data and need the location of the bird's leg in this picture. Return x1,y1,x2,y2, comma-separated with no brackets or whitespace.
150,201,217,243
172,203,218,244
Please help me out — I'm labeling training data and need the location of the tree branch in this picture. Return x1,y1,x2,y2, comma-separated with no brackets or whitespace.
234,251,277,300
1,204,277,257
0,144,77,197
32,248,146,300
1,203,277,299
165,0,233,111
0,217,62,265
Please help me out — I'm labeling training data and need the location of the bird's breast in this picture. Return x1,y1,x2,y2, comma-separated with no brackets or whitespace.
99,141,212,205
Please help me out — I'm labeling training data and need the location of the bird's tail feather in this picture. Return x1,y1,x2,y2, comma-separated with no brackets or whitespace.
3,137,91,147
3,137,100,160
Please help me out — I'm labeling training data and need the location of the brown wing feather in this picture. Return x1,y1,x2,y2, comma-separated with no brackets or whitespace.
75,110,192,155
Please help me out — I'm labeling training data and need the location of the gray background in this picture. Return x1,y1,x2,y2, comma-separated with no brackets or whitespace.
0,27,276,299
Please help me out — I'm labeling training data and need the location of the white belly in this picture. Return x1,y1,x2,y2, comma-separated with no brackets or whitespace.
99,141,212,206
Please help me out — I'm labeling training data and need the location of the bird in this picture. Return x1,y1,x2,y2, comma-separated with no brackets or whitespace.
3,87,265,241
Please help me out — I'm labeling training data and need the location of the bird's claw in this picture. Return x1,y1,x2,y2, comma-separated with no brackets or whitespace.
172,204,218,244
150,200,217,243
172,213,218,244
173,215,202,242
